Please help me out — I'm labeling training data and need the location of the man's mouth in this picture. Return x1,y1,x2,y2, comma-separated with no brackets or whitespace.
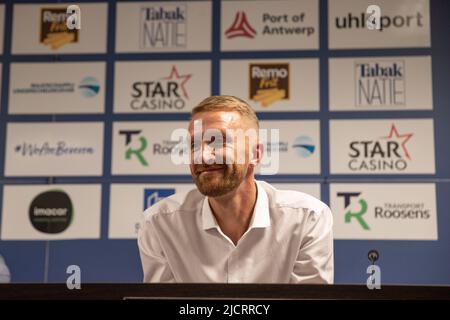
196,166,225,175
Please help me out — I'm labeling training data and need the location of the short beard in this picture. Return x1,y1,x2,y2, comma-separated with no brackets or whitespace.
192,165,246,197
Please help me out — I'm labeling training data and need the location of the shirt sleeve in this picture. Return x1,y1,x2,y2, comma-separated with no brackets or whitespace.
137,215,176,283
290,205,334,284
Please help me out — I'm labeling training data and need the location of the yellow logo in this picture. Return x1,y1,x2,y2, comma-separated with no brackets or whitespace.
249,63,290,107
40,8,79,50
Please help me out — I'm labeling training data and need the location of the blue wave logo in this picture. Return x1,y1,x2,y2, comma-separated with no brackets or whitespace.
78,76,100,98
292,135,315,158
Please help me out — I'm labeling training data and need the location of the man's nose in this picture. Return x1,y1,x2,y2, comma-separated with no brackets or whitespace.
202,144,216,165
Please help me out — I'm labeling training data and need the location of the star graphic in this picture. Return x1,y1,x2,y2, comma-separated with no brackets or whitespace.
161,66,192,99
382,124,413,160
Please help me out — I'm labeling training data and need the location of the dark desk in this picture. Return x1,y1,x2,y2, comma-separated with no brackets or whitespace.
0,283,449,300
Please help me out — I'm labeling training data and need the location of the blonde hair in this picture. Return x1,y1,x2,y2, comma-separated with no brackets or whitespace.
191,95,259,129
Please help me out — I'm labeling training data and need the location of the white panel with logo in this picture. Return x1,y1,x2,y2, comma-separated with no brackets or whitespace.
330,183,437,240
112,121,190,175
329,56,433,111
221,59,319,112
257,120,320,175
329,119,435,174
4,122,104,176
114,60,211,113
221,0,318,51
9,62,105,114
328,0,430,49
271,183,321,200
1,184,101,240
11,3,107,54
0,4,5,54
116,1,211,53
109,183,195,239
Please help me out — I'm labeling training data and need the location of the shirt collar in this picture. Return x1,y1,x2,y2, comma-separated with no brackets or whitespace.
201,181,271,231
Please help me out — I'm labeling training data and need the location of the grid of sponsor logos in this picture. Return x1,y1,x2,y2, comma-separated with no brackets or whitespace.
0,0,443,281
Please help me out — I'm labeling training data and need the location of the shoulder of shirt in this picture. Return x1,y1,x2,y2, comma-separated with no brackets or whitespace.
142,187,204,221
258,180,330,214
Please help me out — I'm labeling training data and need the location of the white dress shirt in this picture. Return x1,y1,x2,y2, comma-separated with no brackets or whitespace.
138,180,334,283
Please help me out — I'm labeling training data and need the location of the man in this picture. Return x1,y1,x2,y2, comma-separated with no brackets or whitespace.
138,95,333,283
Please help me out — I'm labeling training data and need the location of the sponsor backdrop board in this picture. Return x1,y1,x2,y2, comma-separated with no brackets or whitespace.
328,0,430,49
258,120,321,174
330,183,437,240
271,183,321,200
9,62,106,114
116,1,212,53
221,0,319,51
112,121,190,175
4,122,104,176
329,119,435,174
0,0,449,285
221,59,319,112
114,60,211,113
109,183,195,239
12,3,107,54
1,184,102,240
329,56,433,111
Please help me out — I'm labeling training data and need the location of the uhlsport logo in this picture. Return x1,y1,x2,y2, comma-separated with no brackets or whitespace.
355,60,405,107
78,76,100,98
143,189,176,210
225,12,257,39
130,65,192,111
292,135,315,158
348,123,413,172
334,8,424,32
119,130,149,167
40,7,79,50
140,5,187,48
337,192,370,230
29,189,73,234
249,63,290,107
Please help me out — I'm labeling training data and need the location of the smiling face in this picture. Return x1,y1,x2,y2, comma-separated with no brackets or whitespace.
188,110,258,197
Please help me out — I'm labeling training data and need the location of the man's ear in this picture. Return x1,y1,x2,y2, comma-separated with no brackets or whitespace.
250,143,264,166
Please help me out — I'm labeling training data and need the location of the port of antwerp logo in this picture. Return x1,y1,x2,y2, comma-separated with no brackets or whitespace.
225,12,257,39
119,130,149,166
337,192,370,230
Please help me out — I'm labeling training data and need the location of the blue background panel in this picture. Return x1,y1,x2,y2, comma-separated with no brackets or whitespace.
0,0,449,284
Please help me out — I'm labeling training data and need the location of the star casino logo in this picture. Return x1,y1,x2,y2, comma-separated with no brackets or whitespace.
348,124,413,172
130,65,192,111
